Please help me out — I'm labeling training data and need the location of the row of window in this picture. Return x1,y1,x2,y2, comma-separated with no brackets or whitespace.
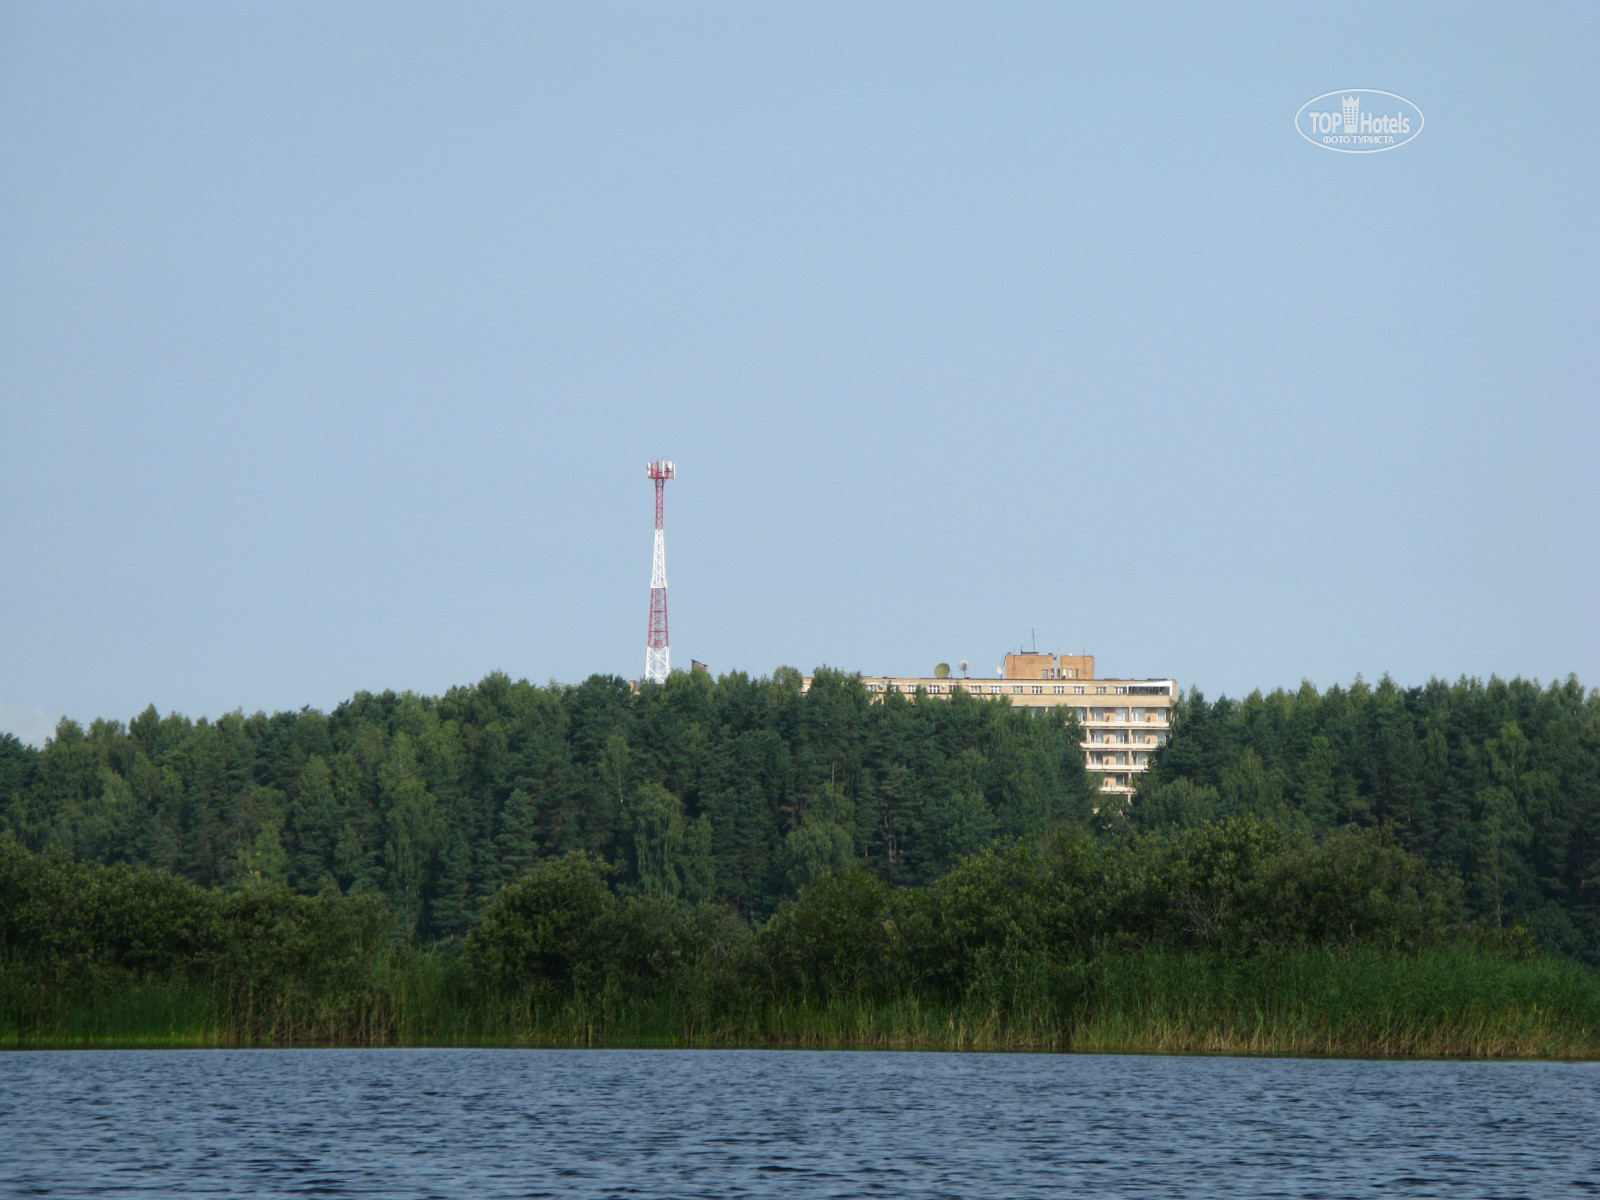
866,682,1058,695
1089,751,1150,767
1088,731,1169,745
1076,707,1169,724
864,682,1164,699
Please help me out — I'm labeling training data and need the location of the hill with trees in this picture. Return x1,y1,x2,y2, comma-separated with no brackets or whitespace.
0,667,1095,940
1,667,1595,965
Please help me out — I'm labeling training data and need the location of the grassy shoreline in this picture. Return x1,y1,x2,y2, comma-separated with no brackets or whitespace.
8,946,1597,1059
8,827,1600,1059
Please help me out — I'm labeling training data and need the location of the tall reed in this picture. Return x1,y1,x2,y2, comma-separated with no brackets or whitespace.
1070,946,1600,1058
6,945,1597,1058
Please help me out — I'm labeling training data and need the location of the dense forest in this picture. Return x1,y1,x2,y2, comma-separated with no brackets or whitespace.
1123,675,1600,963
1,667,1596,967
0,668,1096,940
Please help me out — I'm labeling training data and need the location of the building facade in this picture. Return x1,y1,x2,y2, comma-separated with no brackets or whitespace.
802,652,1176,796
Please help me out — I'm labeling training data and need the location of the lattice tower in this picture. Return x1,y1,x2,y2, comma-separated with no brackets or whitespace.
643,460,675,683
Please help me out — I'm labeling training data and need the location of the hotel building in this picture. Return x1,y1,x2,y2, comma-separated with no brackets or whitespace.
802,652,1176,796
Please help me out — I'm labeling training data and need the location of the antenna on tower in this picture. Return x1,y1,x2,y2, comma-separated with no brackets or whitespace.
643,460,676,684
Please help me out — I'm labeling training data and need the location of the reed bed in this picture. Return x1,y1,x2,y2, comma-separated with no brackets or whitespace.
7,946,1597,1058
1069,947,1600,1059
7,830,1599,1058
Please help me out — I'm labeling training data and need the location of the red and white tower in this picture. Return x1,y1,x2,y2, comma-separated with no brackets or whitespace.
643,460,675,684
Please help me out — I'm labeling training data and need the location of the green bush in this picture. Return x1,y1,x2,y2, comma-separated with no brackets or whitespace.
760,868,898,999
3,827,1595,1056
464,852,616,993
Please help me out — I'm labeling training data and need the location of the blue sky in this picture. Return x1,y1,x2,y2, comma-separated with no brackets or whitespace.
3,1,1596,745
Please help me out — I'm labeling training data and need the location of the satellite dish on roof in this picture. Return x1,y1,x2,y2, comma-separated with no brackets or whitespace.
959,659,969,677
934,663,950,679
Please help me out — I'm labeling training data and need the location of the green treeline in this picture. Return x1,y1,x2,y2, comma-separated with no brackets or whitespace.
0,668,1596,961
7,821,1598,1055
1121,675,1600,963
0,669,1095,936
1,666,1597,1053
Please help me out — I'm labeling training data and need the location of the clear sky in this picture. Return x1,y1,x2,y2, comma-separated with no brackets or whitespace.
3,1,1596,745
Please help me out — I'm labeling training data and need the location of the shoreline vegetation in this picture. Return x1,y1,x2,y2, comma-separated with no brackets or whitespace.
2,668,1597,1057
5,827,1598,1058
7,950,1595,1060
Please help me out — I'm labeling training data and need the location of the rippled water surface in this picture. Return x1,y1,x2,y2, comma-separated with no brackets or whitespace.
1,1049,1596,1198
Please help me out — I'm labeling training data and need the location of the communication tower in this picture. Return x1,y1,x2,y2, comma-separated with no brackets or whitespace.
643,460,675,683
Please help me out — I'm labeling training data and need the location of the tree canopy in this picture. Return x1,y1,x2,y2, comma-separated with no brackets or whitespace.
3,667,1595,965
1122,674,1600,962
0,668,1095,938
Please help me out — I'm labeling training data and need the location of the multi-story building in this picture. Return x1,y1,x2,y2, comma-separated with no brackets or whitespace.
802,652,1176,796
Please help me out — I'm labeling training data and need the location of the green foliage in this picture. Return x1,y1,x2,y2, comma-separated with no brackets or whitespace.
4,666,1596,971
0,666,1094,934
1068,946,1600,1058
762,868,897,998
4,831,1594,1057
5,663,1597,1056
781,782,857,889
782,820,855,890
626,782,689,899
1137,675,1600,963
0,832,395,1042
463,852,615,992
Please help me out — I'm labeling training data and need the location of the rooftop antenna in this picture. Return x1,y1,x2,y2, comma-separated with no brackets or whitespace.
1032,628,1037,654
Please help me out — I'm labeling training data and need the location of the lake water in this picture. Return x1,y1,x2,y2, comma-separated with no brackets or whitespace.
1,1049,1595,1198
